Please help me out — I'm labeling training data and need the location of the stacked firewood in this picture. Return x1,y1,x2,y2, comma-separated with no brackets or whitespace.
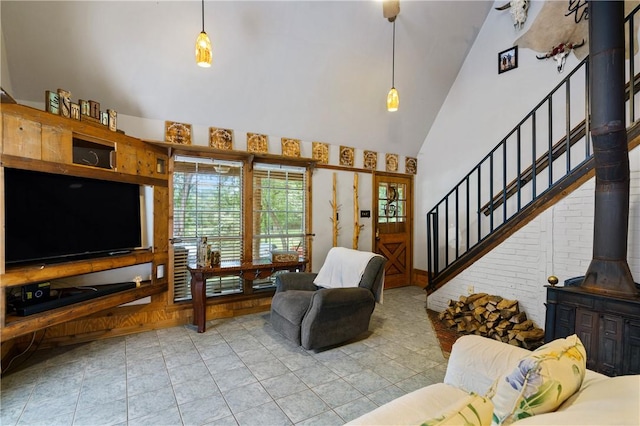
438,293,544,350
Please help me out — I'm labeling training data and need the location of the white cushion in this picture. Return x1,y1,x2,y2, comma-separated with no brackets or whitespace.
346,383,470,426
444,335,531,395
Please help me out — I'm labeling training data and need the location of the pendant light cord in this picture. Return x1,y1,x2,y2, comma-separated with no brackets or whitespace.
391,20,396,88
201,0,205,32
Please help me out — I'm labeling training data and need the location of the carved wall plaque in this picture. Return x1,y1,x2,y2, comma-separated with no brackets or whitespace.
165,121,192,145
363,150,378,170
340,146,354,167
281,138,301,157
247,132,268,153
209,127,234,150
385,153,398,172
312,142,329,164
405,157,417,174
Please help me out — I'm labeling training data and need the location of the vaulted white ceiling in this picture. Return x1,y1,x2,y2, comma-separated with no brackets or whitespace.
1,1,493,158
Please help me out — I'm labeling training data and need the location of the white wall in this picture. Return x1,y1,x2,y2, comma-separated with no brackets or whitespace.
416,1,640,327
1,19,13,94
311,168,374,270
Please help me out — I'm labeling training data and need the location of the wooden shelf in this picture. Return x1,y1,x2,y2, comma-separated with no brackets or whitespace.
0,154,168,188
143,139,318,169
1,103,171,348
1,282,167,342
1,250,155,288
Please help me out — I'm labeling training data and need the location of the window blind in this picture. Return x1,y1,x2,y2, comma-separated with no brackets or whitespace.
172,156,244,301
252,163,307,266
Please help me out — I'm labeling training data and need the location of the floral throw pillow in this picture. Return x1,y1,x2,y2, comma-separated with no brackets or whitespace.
421,393,494,426
490,334,587,425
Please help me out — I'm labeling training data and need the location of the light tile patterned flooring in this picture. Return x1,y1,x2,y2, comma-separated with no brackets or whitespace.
1,286,448,426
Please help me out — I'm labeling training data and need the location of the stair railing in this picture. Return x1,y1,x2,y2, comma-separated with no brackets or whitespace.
426,5,640,286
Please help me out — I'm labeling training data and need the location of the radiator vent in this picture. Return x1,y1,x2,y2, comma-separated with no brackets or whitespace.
173,246,191,301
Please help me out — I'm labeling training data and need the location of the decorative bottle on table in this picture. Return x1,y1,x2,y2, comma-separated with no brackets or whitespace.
197,237,211,267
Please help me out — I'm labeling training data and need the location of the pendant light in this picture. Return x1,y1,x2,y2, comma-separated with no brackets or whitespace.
387,19,399,111
195,0,212,68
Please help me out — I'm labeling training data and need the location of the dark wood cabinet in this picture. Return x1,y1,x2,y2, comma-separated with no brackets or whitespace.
576,308,598,371
623,319,640,374
545,285,640,376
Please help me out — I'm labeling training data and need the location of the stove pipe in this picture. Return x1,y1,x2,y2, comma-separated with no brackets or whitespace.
581,0,638,297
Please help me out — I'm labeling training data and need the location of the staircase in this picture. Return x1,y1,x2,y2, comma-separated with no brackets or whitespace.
426,5,640,294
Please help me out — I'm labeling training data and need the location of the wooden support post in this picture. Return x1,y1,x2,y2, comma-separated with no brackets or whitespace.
353,173,363,249
330,172,339,247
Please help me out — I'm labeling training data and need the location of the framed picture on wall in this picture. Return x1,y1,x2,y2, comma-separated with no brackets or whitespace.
498,46,518,74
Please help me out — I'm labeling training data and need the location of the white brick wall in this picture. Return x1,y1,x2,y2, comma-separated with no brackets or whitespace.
427,146,640,329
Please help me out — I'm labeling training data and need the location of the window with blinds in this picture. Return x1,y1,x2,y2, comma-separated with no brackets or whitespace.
172,156,244,301
252,164,307,286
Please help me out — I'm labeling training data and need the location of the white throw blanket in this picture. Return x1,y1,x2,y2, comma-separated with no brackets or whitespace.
313,247,384,303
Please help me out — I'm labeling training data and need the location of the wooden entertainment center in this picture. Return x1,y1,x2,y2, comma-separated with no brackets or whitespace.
0,104,170,346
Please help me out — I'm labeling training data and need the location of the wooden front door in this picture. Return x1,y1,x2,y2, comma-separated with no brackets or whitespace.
373,173,413,288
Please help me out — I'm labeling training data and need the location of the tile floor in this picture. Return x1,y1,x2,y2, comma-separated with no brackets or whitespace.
1,286,449,426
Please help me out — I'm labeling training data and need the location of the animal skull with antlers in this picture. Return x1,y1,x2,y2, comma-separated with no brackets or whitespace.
496,0,530,31
536,40,586,73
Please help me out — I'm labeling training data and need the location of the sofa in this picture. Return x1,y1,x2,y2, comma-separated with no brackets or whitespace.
348,334,640,425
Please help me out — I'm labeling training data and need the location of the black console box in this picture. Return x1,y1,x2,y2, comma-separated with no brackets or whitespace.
15,282,137,316
21,282,51,305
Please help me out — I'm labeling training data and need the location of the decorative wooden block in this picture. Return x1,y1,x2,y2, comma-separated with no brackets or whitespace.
340,146,354,167
247,133,268,153
281,138,301,157
270,250,299,263
57,89,71,118
312,142,329,164
107,109,117,132
386,153,399,172
165,121,192,145
363,150,378,170
70,102,81,120
45,90,60,115
79,99,90,116
406,157,417,174
89,100,100,119
209,127,234,150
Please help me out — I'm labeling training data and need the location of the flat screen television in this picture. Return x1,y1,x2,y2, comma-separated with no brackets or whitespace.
4,168,143,266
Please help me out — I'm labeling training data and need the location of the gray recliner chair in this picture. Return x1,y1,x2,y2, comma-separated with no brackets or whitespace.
270,249,387,350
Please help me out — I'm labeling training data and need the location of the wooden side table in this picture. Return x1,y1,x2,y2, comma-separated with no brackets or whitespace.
188,259,307,332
